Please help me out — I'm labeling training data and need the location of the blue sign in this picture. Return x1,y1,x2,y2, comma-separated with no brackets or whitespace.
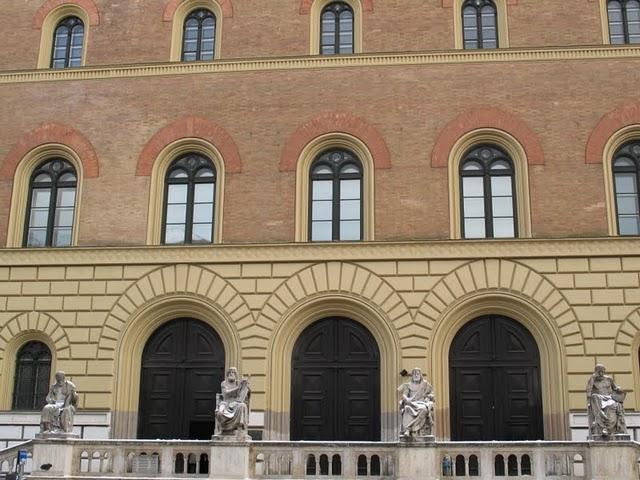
17,449,28,463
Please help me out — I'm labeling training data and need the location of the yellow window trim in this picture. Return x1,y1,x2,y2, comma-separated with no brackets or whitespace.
448,128,532,239
37,4,90,69
169,0,224,61
602,124,640,236
294,133,375,242
6,144,83,248
146,138,225,245
309,0,363,55
453,0,510,50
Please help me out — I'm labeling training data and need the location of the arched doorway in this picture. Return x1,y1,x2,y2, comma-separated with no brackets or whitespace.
449,315,543,441
291,317,380,441
138,318,224,439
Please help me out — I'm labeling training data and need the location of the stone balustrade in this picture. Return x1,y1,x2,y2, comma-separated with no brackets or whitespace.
0,438,635,480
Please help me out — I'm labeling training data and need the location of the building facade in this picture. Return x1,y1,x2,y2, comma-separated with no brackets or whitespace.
1,0,640,447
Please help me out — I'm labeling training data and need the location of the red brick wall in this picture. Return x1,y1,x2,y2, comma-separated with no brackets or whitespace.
0,1,605,70
0,57,632,246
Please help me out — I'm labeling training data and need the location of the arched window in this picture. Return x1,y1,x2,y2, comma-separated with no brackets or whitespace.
612,140,640,235
460,145,517,238
51,16,84,68
608,0,640,44
309,149,362,241
320,2,354,54
462,0,498,49
12,342,52,410
163,153,216,244
24,159,77,247
182,9,216,61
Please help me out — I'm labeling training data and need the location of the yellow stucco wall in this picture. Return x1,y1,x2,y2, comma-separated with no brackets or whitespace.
1,238,639,440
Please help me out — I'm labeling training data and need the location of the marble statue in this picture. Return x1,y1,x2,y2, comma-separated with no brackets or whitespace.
586,363,627,439
214,367,251,439
398,367,435,440
40,371,78,435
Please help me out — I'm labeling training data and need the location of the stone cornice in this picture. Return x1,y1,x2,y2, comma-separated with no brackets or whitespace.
1,237,640,266
1,45,639,84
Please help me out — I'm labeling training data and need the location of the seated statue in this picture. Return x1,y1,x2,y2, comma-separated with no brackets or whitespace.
587,364,627,438
40,371,78,435
398,367,435,439
214,367,251,438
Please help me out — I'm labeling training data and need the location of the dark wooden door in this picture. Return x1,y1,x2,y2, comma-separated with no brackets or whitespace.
449,316,543,441
291,318,380,441
138,319,224,440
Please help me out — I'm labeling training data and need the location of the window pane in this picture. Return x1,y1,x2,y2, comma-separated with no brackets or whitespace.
59,173,76,182
165,225,186,244
34,173,52,183
52,228,72,247
321,11,336,54
464,218,486,238
170,169,188,179
312,200,333,221
462,161,483,171
340,179,360,199
193,203,213,223
463,6,479,49
311,221,332,241
619,215,640,235
614,156,635,168
192,223,213,243
493,217,515,238
54,207,74,228
313,164,333,175
463,176,484,197
194,183,214,203
29,209,49,228
609,1,626,43
480,5,497,48
491,176,513,196
167,184,188,203
464,197,485,218
615,173,638,194
57,188,76,207
628,1,640,43
312,180,333,200
32,189,51,208
196,168,215,178
492,197,514,217
166,204,187,224
340,164,360,174
617,194,640,215
339,220,360,240
27,229,47,247
340,200,360,220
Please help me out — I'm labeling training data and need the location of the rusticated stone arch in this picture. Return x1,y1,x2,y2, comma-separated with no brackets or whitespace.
101,264,251,438
615,306,640,354
1,123,100,180
280,112,391,172
586,102,640,164
33,0,100,29
431,107,545,167
421,259,576,440
136,116,242,176
0,312,70,410
261,261,413,440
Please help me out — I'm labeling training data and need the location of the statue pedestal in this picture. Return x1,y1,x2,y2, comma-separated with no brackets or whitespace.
399,435,435,443
212,432,252,442
210,441,251,479
30,438,75,477
589,433,631,441
35,432,79,440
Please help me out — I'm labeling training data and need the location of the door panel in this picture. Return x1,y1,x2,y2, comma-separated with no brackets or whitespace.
138,319,224,440
291,317,380,441
450,316,543,441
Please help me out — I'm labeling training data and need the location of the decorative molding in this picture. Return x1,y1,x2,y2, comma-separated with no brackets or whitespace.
280,112,391,172
299,0,373,14
432,107,544,167
1,123,99,180
586,102,640,164
163,0,233,20
2,237,640,266
2,46,640,85
136,116,241,176
33,0,100,29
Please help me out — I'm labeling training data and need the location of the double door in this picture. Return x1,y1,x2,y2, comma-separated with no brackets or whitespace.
138,319,225,440
449,316,543,441
291,318,380,441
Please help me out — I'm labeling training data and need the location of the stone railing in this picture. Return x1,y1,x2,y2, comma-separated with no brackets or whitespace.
0,441,33,478
6,439,639,479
